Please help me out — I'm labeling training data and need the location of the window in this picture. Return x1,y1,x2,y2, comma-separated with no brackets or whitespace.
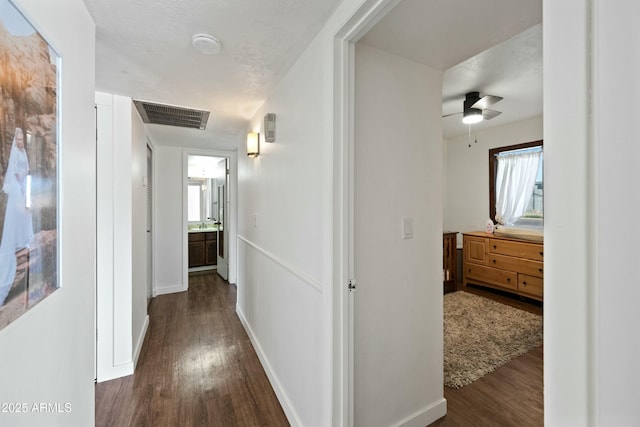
489,140,543,226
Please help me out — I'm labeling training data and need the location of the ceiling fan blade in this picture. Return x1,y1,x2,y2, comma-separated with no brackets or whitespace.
471,95,503,110
442,111,462,118
482,109,502,120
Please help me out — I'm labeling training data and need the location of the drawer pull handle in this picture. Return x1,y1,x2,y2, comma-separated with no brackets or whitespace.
507,278,511,282
540,252,544,256
539,268,543,273
493,245,497,249
523,281,527,285
493,259,497,264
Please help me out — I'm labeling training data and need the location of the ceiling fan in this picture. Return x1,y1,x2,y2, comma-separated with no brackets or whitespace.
443,91,503,124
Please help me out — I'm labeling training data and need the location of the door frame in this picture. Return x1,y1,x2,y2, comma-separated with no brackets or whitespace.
182,148,237,288
332,0,403,424
146,140,155,302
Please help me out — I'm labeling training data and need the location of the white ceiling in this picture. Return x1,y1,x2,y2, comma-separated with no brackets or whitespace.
84,0,542,147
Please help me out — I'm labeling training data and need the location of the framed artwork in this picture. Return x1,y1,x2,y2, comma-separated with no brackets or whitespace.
0,0,60,330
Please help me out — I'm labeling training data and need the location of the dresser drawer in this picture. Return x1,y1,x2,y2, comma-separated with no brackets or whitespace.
465,264,517,291
518,274,543,298
489,239,543,261
488,254,543,278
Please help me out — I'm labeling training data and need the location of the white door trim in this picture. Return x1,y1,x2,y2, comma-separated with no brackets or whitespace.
332,1,404,424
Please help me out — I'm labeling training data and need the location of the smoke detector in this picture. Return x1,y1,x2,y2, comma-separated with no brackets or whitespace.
192,33,222,55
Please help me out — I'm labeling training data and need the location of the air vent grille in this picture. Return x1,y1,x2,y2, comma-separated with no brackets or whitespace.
133,100,210,130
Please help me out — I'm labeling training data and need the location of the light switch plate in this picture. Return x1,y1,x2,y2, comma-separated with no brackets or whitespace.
402,218,413,239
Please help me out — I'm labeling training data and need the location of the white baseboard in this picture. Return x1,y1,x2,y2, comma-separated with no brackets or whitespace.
236,305,302,427
96,362,134,383
133,314,149,369
154,283,187,296
393,398,447,427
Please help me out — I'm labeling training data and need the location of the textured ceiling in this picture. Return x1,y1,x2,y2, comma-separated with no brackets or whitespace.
83,0,341,150
360,0,542,139
85,0,542,148
441,24,542,139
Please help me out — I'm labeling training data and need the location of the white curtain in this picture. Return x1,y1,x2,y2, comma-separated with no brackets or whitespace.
495,151,542,225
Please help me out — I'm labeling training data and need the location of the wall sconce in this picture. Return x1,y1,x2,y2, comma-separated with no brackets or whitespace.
247,132,260,157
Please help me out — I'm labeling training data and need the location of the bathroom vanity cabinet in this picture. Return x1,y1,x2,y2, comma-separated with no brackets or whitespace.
188,231,217,268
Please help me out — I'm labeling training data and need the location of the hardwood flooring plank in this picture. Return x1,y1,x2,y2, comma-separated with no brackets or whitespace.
95,272,289,427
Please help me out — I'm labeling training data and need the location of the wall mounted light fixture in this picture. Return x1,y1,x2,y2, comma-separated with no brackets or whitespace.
247,132,260,157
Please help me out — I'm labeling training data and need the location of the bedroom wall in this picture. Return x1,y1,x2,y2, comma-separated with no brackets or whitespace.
353,42,446,427
0,0,96,425
444,115,543,245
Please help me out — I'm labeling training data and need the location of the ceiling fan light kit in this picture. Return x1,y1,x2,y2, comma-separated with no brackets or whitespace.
462,108,483,124
443,91,504,125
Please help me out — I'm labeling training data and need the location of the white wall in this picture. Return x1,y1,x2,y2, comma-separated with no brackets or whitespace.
154,146,185,294
353,43,446,427
0,0,96,425
544,0,591,424
444,116,542,244
130,104,149,365
593,2,640,423
236,32,330,425
95,92,148,381
545,0,640,425
96,92,131,380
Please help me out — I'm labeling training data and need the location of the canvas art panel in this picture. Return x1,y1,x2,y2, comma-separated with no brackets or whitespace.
0,0,59,330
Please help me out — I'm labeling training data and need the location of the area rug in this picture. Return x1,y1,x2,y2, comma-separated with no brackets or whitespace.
444,291,543,389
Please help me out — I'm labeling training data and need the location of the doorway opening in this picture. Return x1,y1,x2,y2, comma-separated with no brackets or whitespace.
186,155,228,276
333,0,543,425
182,149,236,289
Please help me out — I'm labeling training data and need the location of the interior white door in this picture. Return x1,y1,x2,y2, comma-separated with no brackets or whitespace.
216,159,228,280
146,144,153,305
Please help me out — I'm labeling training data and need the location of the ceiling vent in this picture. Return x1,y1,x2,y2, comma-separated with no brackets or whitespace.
133,100,210,130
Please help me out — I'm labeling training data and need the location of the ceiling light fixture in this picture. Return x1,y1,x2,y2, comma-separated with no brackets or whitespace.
462,108,483,124
192,33,222,55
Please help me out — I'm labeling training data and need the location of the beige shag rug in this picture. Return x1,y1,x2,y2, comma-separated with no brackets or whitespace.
444,291,543,389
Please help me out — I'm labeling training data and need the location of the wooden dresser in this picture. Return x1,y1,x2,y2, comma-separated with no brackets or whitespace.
462,231,543,301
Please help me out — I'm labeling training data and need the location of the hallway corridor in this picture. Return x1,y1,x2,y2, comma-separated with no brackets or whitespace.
95,272,289,426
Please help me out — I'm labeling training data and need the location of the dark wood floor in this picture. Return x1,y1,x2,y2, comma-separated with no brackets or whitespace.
96,276,542,427
95,271,289,427
430,285,544,427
